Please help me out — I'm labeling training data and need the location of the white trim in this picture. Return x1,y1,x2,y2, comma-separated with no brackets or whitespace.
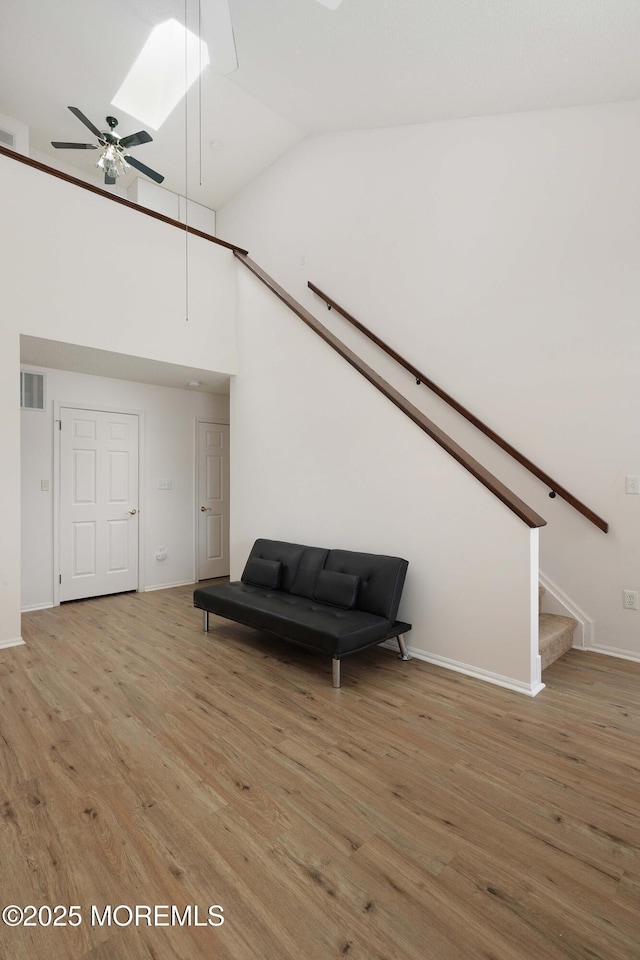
54,402,146,603
21,602,55,613
539,569,593,648
382,640,546,697
584,645,640,664
193,417,199,583
53,403,61,606
144,579,195,592
0,637,25,649
137,413,147,592
194,418,230,582
529,529,541,688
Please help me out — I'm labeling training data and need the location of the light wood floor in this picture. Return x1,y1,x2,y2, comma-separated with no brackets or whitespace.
1,584,639,959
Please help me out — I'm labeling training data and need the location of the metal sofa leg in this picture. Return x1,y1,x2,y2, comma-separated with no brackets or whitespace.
397,634,412,661
332,657,341,689
203,610,209,633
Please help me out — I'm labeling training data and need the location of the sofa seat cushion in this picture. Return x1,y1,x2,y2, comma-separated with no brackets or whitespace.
194,581,391,656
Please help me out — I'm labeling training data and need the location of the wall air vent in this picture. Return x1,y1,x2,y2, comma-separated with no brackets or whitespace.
0,128,15,149
0,113,29,156
20,371,45,411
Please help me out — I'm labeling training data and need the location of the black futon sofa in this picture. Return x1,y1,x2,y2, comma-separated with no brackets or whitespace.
193,538,412,688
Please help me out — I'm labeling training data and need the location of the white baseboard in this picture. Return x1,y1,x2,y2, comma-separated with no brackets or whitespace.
584,645,640,665
144,579,195,593
21,602,55,613
382,640,545,697
0,637,25,649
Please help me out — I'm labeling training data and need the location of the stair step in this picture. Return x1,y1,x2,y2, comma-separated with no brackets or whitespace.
539,612,577,670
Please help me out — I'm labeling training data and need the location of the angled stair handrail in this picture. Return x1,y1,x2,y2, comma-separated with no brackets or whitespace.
308,281,608,534
0,143,248,255
236,252,546,530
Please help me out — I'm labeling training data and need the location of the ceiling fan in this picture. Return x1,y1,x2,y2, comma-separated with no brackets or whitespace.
50,1,343,182
51,106,164,185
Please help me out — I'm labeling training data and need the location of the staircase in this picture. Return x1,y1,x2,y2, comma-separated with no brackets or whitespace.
234,261,589,685
539,585,577,670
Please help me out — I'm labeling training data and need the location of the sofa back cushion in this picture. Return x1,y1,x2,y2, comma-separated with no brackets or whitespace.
245,539,308,593
289,546,330,598
243,539,409,622
313,569,360,609
324,549,408,621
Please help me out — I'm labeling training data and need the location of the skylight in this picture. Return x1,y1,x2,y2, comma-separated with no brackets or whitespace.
111,20,210,131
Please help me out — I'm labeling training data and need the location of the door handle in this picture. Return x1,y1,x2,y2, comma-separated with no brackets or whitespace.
127,508,137,515
201,506,211,512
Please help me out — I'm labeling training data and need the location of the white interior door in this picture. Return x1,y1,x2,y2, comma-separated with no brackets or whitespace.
197,421,229,580
60,408,139,601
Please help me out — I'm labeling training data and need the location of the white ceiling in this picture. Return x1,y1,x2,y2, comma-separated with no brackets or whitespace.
2,0,640,213
6,1,640,390
20,336,231,394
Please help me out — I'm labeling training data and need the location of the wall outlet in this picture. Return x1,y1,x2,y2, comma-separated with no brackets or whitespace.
625,476,640,495
40,479,49,492
623,590,638,610
156,547,167,561
158,479,172,490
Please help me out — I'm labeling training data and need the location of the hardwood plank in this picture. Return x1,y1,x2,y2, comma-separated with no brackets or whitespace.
0,586,639,959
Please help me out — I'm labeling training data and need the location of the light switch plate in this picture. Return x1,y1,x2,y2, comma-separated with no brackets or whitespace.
158,479,172,490
625,476,640,495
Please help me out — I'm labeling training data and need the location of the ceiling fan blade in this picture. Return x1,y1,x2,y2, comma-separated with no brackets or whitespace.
201,0,238,75
51,141,98,150
68,106,102,138
118,130,153,149
104,173,116,186
124,154,164,184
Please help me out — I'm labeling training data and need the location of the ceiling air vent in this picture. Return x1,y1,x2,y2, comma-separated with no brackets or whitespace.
20,371,45,411
0,128,15,149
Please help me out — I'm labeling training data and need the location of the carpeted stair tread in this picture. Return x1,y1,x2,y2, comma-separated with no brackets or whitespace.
539,612,577,670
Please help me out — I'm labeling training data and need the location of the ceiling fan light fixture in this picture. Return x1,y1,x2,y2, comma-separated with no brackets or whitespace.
95,142,130,180
314,0,345,9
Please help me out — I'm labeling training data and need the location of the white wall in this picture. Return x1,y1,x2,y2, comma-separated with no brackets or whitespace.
127,178,217,235
0,333,22,646
21,365,229,610
232,269,540,694
218,100,640,663
0,151,237,644
0,153,236,368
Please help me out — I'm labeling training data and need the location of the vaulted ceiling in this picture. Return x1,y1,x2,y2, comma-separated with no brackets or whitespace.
2,0,640,210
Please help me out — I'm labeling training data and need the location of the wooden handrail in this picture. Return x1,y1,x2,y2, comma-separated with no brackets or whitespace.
237,253,546,529
0,140,576,533
0,143,249,255
309,281,608,534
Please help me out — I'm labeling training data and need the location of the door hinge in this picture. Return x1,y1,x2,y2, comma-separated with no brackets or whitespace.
58,420,62,430
59,574,62,584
